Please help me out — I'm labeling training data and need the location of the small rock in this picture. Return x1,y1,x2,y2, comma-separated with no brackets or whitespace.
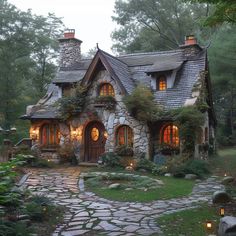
108,183,121,189
139,169,147,173
212,191,231,204
185,174,198,180
125,188,133,191
18,215,30,220
164,173,172,177
218,216,236,236
221,176,234,185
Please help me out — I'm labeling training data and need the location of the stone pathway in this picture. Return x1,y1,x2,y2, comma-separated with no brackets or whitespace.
21,168,224,236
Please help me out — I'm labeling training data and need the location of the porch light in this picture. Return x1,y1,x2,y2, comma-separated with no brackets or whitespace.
104,131,108,139
220,207,225,217
224,173,227,177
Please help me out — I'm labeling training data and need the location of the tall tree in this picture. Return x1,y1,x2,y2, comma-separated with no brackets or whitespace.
188,0,236,25
208,26,236,145
111,0,212,53
0,0,63,135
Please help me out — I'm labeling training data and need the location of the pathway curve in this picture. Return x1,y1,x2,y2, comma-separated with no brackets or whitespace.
21,167,224,236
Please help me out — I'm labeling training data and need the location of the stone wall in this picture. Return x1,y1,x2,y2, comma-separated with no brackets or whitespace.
69,70,150,159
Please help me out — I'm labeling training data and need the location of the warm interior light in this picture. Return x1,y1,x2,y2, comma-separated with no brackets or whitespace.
206,221,212,229
130,163,133,167
104,131,108,139
220,208,225,217
224,173,227,177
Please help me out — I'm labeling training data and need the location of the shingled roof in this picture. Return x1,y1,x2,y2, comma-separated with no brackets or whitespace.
24,45,208,119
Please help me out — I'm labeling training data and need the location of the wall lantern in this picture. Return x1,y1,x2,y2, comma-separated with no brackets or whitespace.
104,131,108,139
30,127,39,140
220,207,225,217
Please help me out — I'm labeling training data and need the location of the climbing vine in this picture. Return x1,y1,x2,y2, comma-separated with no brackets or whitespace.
58,85,87,120
123,85,163,122
172,106,205,158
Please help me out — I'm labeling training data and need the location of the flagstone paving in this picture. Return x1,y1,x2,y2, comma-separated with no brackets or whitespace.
21,167,224,236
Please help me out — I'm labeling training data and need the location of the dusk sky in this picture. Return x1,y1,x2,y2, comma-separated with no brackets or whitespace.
8,0,117,53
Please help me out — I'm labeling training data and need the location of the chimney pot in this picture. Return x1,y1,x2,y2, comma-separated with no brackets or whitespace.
185,35,197,45
64,29,75,39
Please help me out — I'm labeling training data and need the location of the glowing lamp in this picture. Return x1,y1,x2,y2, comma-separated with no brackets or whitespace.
206,221,212,230
224,173,227,177
220,207,225,217
104,131,108,139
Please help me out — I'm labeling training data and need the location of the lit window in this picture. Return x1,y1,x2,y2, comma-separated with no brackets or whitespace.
158,76,167,91
116,125,133,146
162,125,179,147
40,124,59,146
91,127,99,141
99,83,115,96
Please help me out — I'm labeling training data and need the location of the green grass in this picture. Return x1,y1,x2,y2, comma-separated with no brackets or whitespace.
209,148,236,176
156,205,220,236
85,174,194,202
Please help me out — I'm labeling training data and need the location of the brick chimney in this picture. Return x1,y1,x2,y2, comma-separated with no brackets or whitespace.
180,35,202,57
59,29,82,68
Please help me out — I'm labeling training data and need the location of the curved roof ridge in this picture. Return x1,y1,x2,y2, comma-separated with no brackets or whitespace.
118,49,182,58
99,49,129,67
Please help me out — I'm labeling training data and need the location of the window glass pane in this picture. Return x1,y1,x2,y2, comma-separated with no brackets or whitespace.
162,125,179,147
117,125,133,146
91,127,99,141
100,83,115,96
158,76,167,91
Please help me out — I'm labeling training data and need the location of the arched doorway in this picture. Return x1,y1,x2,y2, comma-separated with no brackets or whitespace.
84,121,106,163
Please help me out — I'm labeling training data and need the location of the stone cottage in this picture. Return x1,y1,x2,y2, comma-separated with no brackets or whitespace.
22,29,216,163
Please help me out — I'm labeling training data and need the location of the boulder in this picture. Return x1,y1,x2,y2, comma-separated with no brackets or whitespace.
108,183,121,189
212,191,231,204
218,216,236,236
164,173,172,177
185,174,198,180
222,176,235,185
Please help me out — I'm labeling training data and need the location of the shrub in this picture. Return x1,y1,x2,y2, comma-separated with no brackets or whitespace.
115,145,134,156
183,159,210,178
136,158,155,171
25,195,54,221
57,142,75,163
152,165,168,176
0,221,33,236
99,152,122,167
123,84,163,121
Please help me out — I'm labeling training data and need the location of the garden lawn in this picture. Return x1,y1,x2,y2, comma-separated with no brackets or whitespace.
85,174,194,202
156,204,220,236
209,148,236,177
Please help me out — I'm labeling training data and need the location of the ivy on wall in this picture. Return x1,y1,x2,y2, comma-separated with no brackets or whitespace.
172,106,205,158
58,85,87,120
123,85,163,122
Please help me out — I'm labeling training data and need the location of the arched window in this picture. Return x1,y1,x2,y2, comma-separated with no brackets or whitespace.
99,83,115,96
116,125,133,146
40,124,59,146
162,124,179,147
157,75,167,91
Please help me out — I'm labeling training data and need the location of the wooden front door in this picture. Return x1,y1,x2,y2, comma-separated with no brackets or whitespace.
84,121,106,163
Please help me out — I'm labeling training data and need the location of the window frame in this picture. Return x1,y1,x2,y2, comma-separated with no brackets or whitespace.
116,125,133,147
157,75,167,91
40,123,59,147
99,83,115,97
161,124,179,147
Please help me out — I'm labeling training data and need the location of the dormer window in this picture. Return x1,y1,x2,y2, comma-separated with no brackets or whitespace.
99,83,115,96
157,76,167,91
